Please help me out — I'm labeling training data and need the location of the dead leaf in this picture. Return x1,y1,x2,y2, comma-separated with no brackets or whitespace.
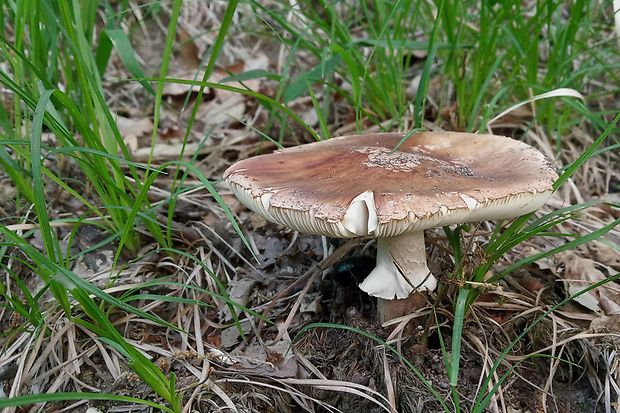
207,331,222,348
192,92,246,129
220,193,244,214
586,240,620,271
162,69,209,96
228,329,301,378
220,319,252,349
300,292,322,314
116,116,153,139
250,213,267,229
520,274,545,292
590,314,620,331
115,116,153,152
177,28,201,69
219,277,258,321
258,237,287,269
557,251,620,315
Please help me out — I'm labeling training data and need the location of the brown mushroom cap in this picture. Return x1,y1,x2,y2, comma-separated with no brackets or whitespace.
224,132,558,237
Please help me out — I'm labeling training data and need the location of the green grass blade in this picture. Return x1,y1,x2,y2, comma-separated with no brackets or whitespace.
449,288,469,387
0,392,174,412
497,214,620,278
554,112,620,190
284,55,342,103
98,29,156,95
30,90,61,263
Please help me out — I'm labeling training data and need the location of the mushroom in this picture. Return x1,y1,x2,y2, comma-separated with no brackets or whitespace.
224,132,558,322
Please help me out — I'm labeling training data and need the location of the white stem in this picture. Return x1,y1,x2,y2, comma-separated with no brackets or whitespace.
359,231,437,299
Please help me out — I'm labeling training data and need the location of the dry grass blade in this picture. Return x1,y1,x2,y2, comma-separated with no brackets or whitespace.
6,333,37,412
280,378,393,412
486,88,585,128
218,377,340,412
503,332,620,362
601,349,620,413
208,379,239,412
382,349,397,413
464,330,503,413
272,268,321,343
77,326,122,379
3,218,108,231
257,238,365,339
467,311,504,412
280,379,391,412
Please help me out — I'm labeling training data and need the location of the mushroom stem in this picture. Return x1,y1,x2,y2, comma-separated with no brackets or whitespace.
377,292,428,325
359,231,437,300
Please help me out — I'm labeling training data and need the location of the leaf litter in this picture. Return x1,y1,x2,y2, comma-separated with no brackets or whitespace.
1,2,620,413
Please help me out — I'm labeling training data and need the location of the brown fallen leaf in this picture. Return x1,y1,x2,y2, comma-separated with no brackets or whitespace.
557,251,620,315
520,274,545,292
177,28,201,69
219,277,258,321
206,331,222,348
590,314,620,331
115,115,153,152
192,92,246,129
228,329,301,378
591,203,620,220
586,240,620,271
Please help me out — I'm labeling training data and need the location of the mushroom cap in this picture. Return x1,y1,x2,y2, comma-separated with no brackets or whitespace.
224,132,558,238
